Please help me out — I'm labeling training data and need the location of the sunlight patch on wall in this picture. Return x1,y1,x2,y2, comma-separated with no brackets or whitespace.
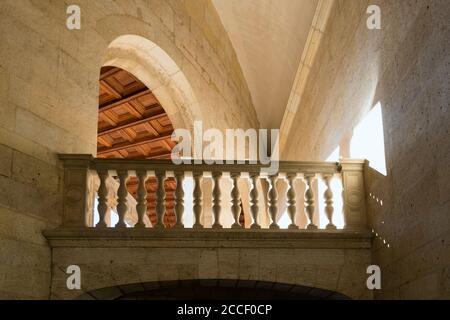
350,102,387,175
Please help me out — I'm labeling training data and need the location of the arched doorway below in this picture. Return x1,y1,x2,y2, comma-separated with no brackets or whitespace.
79,280,351,300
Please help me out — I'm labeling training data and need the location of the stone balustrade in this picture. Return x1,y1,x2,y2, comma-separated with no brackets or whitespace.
58,154,367,231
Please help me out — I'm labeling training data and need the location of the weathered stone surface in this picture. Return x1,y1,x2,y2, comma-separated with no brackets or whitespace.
44,228,372,300
0,0,258,299
282,0,450,300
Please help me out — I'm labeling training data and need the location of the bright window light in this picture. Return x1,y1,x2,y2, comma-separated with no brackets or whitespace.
93,197,99,226
93,196,130,227
183,177,194,228
278,210,291,229
327,146,340,162
350,102,387,175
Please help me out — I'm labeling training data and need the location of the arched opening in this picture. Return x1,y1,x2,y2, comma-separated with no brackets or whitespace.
102,34,203,134
94,34,207,228
78,280,351,300
93,34,251,229
96,66,177,227
98,66,175,160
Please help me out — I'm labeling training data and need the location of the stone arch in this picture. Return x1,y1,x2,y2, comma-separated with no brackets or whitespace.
76,280,351,300
101,34,202,133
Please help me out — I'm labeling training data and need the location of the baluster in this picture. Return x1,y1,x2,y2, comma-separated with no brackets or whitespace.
174,171,185,229
193,172,203,229
155,171,166,229
303,174,318,230
134,170,147,228
323,174,337,230
267,175,279,229
286,173,298,229
249,173,261,229
212,172,223,229
230,172,242,229
96,169,109,228
115,170,128,228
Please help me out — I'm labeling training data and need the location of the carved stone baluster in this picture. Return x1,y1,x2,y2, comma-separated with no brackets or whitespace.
323,174,336,230
249,173,261,229
174,171,185,229
303,174,318,230
115,170,128,228
212,172,222,229
85,173,96,227
268,175,279,229
155,171,166,229
230,173,242,229
286,173,298,230
134,170,147,228
96,169,109,228
193,172,203,229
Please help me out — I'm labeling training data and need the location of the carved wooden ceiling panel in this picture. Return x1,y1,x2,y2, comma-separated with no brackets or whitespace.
97,66,175,160
97,66,176,227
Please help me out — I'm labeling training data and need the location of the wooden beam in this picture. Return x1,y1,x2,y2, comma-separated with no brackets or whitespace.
137,145,150,157
100,67,121,80
161,140,172,151
99,88,151,111
124,102,144,119
97,134,173,155
117,149,128,158
100,110,119,127
120,128,137,143
98,113,167,136
128,99,145,115
143,122,160,137
97,136,112,148
100,80,122,99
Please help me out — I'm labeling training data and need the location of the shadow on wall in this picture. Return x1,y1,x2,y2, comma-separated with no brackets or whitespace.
76,279,351,300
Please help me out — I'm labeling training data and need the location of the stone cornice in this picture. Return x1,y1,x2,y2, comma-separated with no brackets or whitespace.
43,227,372,249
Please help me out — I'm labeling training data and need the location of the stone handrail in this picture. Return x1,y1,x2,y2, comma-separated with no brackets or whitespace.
58,154,367,231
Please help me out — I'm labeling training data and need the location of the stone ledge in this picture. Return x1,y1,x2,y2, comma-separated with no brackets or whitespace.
43,228,372,249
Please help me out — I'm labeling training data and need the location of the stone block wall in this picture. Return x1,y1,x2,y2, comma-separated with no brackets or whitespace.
45,229,373,300
0,0,258,299
283,0,449,299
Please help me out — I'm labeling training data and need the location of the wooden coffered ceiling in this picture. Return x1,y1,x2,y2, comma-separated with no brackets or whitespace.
97,66,176,227
97,66,176,160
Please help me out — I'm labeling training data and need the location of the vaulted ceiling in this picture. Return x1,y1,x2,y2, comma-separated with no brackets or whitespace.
212,0,319,129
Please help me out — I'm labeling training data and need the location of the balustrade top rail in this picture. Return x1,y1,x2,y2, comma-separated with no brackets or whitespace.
58,154,367,174
58,154,368,232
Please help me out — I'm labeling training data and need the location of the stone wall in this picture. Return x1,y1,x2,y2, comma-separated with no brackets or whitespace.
283,0,449,299
0,0,258,299
44,228,373,300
